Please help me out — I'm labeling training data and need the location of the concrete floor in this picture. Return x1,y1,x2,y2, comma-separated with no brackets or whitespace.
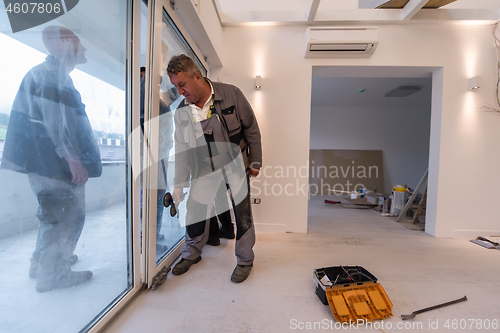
0,204,130,333
0,199,185,333
104,195,500,333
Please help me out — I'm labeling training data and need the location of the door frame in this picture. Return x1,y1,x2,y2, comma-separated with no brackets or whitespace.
86,0,143,331
143,0,210,288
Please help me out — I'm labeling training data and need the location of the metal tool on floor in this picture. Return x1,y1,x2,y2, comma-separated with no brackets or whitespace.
325,199,342,205
470,236,500,249
401,295,467,320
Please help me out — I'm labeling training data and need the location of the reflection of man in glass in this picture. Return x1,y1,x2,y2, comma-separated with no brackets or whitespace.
139,54,175,254
1,26,101,292
141,43,231,256
167,55,262,283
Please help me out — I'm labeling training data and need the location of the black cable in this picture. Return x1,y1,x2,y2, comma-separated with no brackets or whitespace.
349,272,373,280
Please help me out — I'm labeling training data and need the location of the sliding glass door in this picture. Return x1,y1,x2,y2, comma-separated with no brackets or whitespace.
0,1,141,332
0,0,209,330
142,0,209,287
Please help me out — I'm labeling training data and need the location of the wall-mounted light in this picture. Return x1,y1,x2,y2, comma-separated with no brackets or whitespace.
467,76,481,91
255,75,262,90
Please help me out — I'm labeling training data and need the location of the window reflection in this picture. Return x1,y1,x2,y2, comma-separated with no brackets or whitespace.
0,1,131,332
2,26,100,293
139,9,207,264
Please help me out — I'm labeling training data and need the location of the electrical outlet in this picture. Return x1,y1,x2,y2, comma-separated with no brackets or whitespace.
251,198,261,204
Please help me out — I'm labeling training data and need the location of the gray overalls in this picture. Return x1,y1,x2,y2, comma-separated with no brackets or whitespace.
181,105,255,265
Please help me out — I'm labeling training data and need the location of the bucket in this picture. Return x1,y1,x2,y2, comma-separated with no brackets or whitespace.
390,185,407,215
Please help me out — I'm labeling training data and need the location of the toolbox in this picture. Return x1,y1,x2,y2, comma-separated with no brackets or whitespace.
313,266,393,323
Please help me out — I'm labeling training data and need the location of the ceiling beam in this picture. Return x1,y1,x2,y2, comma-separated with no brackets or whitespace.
306,0,321,22
211,0,223,25
219,8,499,26
401,0,429,20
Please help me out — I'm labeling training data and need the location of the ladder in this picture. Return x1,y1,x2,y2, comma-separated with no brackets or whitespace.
396,169,428,223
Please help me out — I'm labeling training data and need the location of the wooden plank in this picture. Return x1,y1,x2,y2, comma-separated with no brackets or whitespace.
423,0,457,8
377,0,456,9
396,169,427,222
412,187,427,224
309,149,385,195
378,0,413,9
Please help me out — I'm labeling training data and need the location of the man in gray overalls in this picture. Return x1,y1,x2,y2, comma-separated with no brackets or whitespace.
167,55,262,283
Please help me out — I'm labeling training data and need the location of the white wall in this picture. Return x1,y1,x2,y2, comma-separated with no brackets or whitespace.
310,105,431,194
209,24,500,238
212,26,313,233
176,0,224,67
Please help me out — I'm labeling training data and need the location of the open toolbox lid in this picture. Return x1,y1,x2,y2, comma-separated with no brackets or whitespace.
313,266,393,323
326,282,393,323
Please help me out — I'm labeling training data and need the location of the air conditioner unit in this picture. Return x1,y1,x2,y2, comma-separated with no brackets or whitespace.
305,26,378,58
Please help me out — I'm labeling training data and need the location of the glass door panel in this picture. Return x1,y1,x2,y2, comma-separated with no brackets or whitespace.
144,0,208,286
0,0,139,332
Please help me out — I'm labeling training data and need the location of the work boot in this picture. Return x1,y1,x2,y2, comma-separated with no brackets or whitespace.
219,226,235,240
29,254,78,279
206,238,220,246
172,256,201,275
56,270,93,289
230,263,253,283
36,269,93,293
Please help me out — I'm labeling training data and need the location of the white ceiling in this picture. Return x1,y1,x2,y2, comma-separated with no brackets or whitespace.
213,0,500,26
312,76,432,108
311,66,434,108
210,1,484,108
215,0,500,11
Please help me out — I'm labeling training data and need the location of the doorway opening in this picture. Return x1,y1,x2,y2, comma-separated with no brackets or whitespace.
308,66,442,235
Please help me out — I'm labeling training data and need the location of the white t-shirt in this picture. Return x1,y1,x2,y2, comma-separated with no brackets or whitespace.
189,81,214,122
